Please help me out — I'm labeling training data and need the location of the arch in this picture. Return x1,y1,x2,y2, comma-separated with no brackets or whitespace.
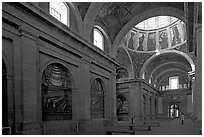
116,93,129,121
90,78,105,119
116,67,129,79
67,2,83,34
40,60,77,90
93,24,112,54
112,6,185,58
49,2,68,25
156,70,189,88
149,61,191,81
169,103,179,118
116,47,134,79
139,50,195,79
41,63,73,121
2,51,12,76
83,2,105,41
93,27,104,50
153,68,188,85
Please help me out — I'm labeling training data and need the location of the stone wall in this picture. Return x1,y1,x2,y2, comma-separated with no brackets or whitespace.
2,2,118,134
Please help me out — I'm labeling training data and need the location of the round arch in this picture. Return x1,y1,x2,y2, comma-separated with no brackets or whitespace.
40,60,77,90
67,2,83,34
83,2,105,41
93,25,112,54
155,69,189,88
90,78,105,119
139,50,195,79
153,68,188,84
112,6,185,58
116,47,134,79
149,61,191,81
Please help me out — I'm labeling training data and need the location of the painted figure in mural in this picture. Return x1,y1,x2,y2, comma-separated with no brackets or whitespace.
137,33,144,51
159,31,168,49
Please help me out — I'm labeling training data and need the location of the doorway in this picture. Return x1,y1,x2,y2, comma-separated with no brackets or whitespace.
169,104,179,118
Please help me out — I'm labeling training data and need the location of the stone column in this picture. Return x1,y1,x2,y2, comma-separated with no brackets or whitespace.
110,71,117,125
77,58,91,120
18,27,40,134
146,90,150,119
158,97,163,117
152,93,156,119
129,82,140,122
194,24,202,121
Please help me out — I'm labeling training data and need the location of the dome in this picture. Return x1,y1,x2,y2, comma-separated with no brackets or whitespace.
121,16,186,53
135,16,178,30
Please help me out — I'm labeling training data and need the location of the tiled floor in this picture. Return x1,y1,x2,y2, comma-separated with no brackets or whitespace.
72,118,199,135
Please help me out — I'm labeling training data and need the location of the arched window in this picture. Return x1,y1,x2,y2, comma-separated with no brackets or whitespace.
93,28,104,50
169,76,179,89
41,63,72,121
49,2,69,26
116,68,129,79
90,78,104,119
169,104,179,118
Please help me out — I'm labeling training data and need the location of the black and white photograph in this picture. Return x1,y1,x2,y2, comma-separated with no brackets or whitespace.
2,1,202,135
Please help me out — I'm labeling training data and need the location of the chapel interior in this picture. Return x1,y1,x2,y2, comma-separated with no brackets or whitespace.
2,2,202,135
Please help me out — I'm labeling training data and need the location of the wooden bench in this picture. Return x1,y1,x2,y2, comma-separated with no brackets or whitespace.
144,122,160,127
129,125,151,131
106,130,135,135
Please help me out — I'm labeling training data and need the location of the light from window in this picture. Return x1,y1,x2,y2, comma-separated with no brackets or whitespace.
135,16,178,30
93,28,104,50
49,2,69,26
169,76,179,89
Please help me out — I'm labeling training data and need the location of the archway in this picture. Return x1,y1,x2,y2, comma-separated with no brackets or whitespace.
41,63,73,121
116,94,128,121
139,50,195,79
112,7,185,58
169,104,179,118
90,78,105,119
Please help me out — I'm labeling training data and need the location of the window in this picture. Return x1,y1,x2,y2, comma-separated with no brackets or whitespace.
135,16,178,30
90,78,104,119
169,76,179,89
49,2,69,26
41,64,72,121
93,28,104,50
116,68,129,79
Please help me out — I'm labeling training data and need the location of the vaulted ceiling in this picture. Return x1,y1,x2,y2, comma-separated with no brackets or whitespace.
72,2,185,43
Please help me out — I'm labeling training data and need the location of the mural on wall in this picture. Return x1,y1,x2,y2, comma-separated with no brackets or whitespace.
137,32,145,51
159,30,168,49
147,32,156,51
128,32,135,50
41,64,72,121
170,25,181,46
123,20,186,53
90,78,104,119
